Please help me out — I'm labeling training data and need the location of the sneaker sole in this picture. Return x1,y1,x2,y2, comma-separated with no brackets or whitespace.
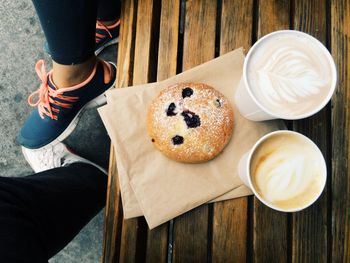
29,62,117,151
22,145,43,172
22,143,107,174
95,37,119,56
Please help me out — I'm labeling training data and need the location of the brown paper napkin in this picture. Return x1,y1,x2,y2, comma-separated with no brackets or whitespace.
98,48,284,228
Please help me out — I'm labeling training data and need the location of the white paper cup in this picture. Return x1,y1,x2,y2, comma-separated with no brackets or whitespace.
238,130,327,212
235,30,337,121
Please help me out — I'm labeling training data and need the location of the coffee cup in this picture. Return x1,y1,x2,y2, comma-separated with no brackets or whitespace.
235,30,337,121
238,130,327,212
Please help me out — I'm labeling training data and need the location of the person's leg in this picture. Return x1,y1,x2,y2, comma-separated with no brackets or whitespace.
17,1,117,149
31,0,99,87
0,163,107,262
94,0,122,55
32,0,98,66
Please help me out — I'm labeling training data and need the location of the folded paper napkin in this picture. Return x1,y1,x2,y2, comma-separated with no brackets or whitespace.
98,48,284,229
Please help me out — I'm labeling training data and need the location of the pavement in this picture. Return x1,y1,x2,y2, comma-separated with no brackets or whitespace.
0,1,117,262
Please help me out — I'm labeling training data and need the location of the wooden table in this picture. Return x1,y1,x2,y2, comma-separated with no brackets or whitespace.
102,0,349,262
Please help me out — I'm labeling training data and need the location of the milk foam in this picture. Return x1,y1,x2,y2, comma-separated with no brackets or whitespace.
250,133,325,210
247,32,333,117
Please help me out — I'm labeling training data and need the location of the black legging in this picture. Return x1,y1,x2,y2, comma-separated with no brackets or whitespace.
32,0,121,65
0,163,107,262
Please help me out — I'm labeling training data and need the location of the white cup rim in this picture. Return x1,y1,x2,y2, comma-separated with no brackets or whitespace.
243,30,337,120
246,130,327,212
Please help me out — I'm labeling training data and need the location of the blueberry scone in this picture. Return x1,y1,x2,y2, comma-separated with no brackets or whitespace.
147,83,234,163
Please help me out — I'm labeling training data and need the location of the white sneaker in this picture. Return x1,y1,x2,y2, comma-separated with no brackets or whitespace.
22,142,107,174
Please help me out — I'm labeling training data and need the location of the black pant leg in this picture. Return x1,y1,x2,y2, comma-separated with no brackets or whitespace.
97,0,121,21
31,0,98,64
0,163,107,262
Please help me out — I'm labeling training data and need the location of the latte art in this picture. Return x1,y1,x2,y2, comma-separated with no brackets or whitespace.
250,133,326,210
257,47,326,105
247,32,333,117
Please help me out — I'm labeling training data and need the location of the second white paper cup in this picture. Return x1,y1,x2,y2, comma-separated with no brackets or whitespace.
238,130,327,212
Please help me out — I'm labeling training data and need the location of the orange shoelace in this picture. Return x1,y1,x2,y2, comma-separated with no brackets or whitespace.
28,60,79,120
95,20,120,44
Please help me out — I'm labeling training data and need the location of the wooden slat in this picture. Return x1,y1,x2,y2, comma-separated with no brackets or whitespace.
257,0,290,37
145,0,181,262
119,218,139,262
115,0,137,88
102,0,137,262
291,0,329,262
211,1,253,262
219,0,254,53
212,199,248,263
181,0,217,71
145,223,168,263
173,206,210,262
156,0,180,82
172,1,217,262
253,0,290,262
331,0,350,261
133,0,157,85
118,0,161,262
102,151,123,263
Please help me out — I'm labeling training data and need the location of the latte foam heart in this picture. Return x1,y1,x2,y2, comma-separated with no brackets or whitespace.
246,32,334,118
250,133,326,210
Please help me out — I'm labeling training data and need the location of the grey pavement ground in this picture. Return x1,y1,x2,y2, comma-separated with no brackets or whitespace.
0,1,117,262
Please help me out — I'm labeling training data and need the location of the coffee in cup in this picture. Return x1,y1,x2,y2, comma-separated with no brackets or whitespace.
235,30,337,121
238,130,327,212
